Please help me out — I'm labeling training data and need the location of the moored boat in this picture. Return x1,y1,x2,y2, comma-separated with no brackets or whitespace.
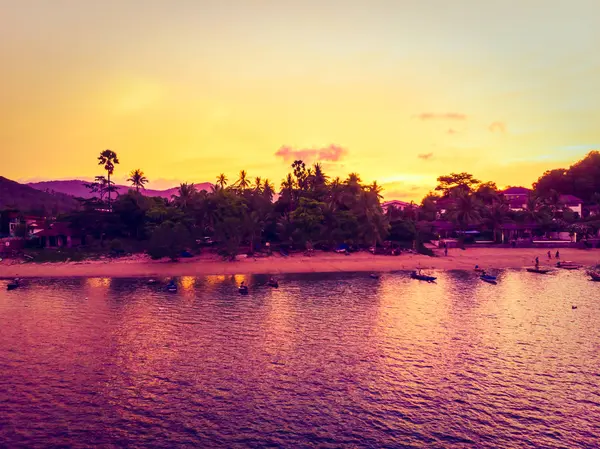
7,281,19,291
480,274,497,284
410,271,436,282
239,285,249,295
267,278,279,288
556,261,580,270
166,280,177,292
526,268,551,274
588,271,600,282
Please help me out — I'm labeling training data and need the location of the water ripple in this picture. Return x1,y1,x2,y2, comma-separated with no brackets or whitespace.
1,270,599,448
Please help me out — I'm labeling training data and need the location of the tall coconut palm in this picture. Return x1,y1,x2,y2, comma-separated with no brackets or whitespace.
447,191,482,231
544,189,564,218
312,162,328,187
262,179,275,202
97,149,119,208
236,170,250,192
172,183,197,210
485,200,509,242
253,177,263,194
369,181,384,200
127,169,148,192
216,173,228,190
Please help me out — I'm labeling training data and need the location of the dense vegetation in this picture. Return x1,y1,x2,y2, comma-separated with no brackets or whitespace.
60,154,402,259
4,150,600,258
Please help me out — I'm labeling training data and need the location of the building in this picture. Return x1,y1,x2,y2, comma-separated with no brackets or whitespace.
34,222,81,248
4,212,46,237
500,187,531,211
381,200,411,213
559,195,583,217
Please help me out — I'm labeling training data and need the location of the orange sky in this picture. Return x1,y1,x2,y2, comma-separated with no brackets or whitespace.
1,0,599,200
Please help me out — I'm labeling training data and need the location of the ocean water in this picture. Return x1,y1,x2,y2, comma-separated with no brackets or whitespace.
1,270,599,448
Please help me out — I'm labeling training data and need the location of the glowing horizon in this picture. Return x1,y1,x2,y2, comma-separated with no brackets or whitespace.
2,0,599,200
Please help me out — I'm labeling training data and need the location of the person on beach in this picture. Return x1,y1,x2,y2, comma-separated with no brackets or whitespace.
555,250,560,259
535,257,539,268
444,245,448,257
547,251,552,260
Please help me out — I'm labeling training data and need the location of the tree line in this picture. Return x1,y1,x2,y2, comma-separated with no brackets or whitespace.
58,149,600,258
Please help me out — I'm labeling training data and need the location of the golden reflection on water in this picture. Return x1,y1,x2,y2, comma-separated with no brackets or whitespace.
179,276,195,291
86,277,112,289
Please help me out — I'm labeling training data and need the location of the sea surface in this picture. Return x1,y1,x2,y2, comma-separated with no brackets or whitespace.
1,270,599,448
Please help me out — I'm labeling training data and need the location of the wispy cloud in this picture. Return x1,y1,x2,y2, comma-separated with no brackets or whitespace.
275,144,348,163
418,152,434,160
489,121,507,134
417,113,467,120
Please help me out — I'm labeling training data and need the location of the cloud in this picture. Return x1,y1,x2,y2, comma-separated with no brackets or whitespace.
275,144,348,163
489,121,507,134
417,113,467,120
418,152,434,160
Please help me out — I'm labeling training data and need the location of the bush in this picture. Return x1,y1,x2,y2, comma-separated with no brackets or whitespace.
147,222,192,260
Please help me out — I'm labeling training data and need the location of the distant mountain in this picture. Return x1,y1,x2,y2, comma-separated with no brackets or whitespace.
27,180,213,199
0,176,78,214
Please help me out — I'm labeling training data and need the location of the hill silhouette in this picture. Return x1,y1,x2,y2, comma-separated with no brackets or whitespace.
0,176,79,214
27,180,213,199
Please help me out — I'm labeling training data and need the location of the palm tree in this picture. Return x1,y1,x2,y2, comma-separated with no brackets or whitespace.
369,181,384,200
484,200,509,242
253,176,263,194
447,191,482,231
172,183,197,210
216,173,228,190
544,189,564,218
97,149,119,208
263,179,275,201
312,162,328,186
236,170,250,192
127,169,148,192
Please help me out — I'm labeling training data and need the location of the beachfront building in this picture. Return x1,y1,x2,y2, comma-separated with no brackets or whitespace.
381,200,411,213
35,222,81,249
560,195,583,217
500,186,530,211
3,212,46,237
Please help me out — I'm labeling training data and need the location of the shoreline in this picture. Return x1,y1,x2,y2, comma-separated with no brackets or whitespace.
1,248,599,278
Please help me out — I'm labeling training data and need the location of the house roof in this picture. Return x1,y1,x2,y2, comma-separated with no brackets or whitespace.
36,222,77,237
559,194,583,206
382,200,411,208
501,186,531,195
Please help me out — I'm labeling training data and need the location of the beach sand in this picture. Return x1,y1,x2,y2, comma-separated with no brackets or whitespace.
1,248,599,278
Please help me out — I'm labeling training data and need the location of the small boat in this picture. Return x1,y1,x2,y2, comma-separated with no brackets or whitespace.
369,274,380,279
239,285,249,295
474,265,484,272
166,281,177,292
480,275,497,284
526,268,551,274
148,279,158,285
267,279,279,288
7,281,19,291
588,271,600,282
556,261,580,270
410,271,436,282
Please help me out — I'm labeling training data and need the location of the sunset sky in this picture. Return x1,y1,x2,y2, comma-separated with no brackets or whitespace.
1,0,599,200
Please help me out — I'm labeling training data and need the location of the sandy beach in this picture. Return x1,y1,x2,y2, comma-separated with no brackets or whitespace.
1,248,599,278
